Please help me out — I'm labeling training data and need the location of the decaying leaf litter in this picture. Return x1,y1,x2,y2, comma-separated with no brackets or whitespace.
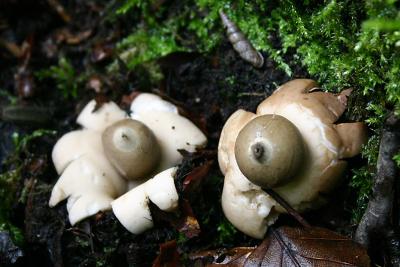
1,0,399,266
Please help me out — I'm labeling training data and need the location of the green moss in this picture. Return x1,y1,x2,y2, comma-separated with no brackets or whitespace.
36,57,85,99
113,1,290,72
349,135,379,223
0,89,18,105
215,218,237,246
394,153,400,168
117,28,184,69
0,129,56,245
0,169,24,245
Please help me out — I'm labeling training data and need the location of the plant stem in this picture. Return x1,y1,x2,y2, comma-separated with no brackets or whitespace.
262,187,310,228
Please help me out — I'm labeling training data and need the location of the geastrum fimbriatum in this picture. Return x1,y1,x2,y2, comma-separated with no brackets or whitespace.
49,93,207,234
218,79,367,239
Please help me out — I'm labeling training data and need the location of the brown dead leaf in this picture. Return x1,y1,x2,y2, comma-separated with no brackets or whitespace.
93,93,110,112
120,91,141,109
91,42,114,63
47,0,71,23
190,247,255,266
176,199,201,238
15,69,35,98
87,75,103,93
150,199,201,239
26,156,47,176
182,160,213,195
152,240,181,267
190,226,370,267
54,28,92,45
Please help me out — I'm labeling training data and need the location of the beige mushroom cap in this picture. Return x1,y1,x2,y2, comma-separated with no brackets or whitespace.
77,100,127,132
50,100,129,225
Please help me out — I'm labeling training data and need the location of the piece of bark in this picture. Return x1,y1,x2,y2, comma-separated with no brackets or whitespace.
355,113,400,249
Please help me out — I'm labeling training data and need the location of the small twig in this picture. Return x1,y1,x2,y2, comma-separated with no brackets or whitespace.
47,0,71,23
237,92,267,98
355,113,400,250
262,187,311,228
0,37,23,57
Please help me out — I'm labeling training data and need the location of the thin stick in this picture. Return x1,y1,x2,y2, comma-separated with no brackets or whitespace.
47,0,71,23
262,187,310,228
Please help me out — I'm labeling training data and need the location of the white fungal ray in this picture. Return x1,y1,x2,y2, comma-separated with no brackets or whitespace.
144,167,179,212
49,153,127,210
130,93,178,114
111,167,178,234
67,192,114,225
77,100,127,132
222,168,278,239
130,95,207,170
112,184,153,234
52,129,103,174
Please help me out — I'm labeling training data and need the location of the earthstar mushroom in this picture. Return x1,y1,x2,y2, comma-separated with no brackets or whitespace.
219,79,367,238
49,93,207,234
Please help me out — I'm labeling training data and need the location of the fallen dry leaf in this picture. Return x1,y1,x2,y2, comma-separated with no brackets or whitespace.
150,199,201,239
93,93,110,112
91,42,114,63
152,240,181,267
182,160,213,195
190,247,255,266
120,91,141,109
190,226,370,267
54,28,92,45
